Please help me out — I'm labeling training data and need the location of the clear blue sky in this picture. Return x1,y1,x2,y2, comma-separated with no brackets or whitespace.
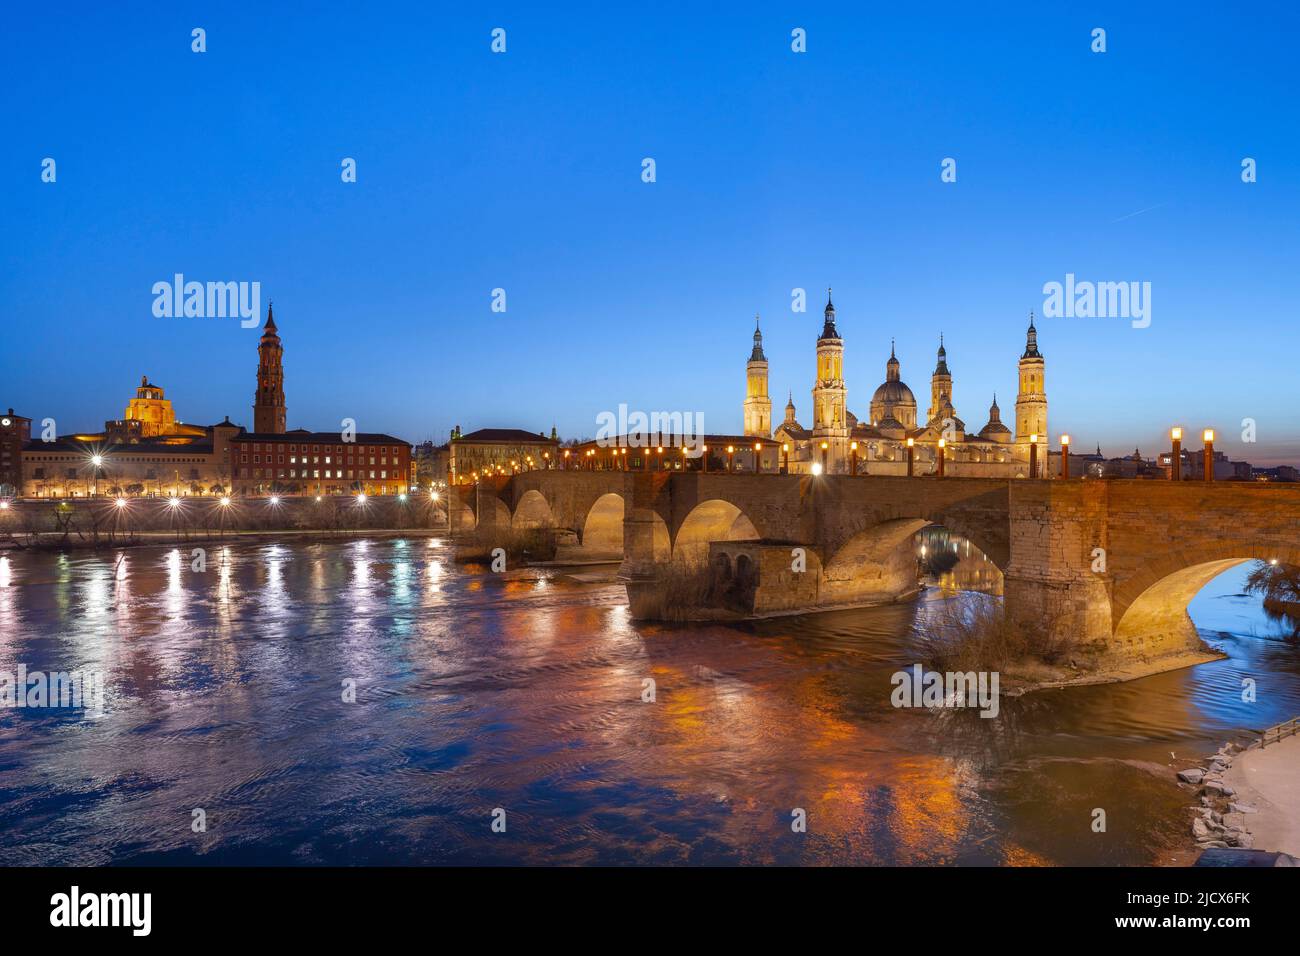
3,3,1298,463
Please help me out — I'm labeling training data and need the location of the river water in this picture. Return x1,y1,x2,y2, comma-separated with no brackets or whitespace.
1,537,1297,866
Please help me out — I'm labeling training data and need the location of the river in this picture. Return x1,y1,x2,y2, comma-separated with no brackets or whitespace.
1,536,1297,865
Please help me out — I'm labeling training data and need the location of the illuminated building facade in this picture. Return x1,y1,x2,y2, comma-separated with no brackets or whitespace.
449,427,560,483
231,431,411,496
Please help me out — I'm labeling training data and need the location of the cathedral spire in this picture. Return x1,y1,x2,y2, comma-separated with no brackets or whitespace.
934,334,949,375
820,286,840,340
750,313,766,361
1022,310,1041,359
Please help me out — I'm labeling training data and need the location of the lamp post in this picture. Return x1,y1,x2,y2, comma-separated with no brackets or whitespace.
781,443,789,474
702,445,709,473
657,446,665,472
906,437,914,477
820,441,829,473
850,441,858,476
1203,429,1215,482
937,438,946,477
753,443,763,474
1170,427,1182,481
1029,433,1039,479
726,445,735,472
1060,434,1070,479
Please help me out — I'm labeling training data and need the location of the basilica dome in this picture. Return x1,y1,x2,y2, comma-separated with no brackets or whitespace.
868,342,919,430
871,379,916,406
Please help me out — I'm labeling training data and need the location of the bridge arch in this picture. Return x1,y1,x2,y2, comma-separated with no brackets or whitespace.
1112,545,1300,648
581,492,624,552
512,489,556,530
672,499,760,565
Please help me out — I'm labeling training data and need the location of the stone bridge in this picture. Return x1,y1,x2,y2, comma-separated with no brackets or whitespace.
450,472,1300,660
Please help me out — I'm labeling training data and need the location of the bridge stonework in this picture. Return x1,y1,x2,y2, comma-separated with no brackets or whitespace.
449,472,1300,660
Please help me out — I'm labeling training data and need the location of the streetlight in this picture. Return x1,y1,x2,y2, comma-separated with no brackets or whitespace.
1203,429,1215,482
811,462,824,476
1060,434,1070,479
726,445,735,472
753,442,762,474
906,437,915,477
115,497,128,509
1170,426,1183,481
937,438,946,478
781,442,790,474
850,441,858,476
269,495,281,506
820,441,829,473
1029,433,1039,479
220,497,231,507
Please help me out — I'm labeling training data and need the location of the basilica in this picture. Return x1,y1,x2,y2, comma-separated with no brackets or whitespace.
745,291,1047,477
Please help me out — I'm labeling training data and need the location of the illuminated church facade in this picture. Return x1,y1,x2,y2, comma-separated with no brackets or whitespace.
746,291,1047,477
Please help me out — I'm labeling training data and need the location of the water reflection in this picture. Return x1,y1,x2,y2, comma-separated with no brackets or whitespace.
0,538,1296,865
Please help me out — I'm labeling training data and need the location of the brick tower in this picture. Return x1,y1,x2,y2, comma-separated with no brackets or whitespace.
253,303,286,434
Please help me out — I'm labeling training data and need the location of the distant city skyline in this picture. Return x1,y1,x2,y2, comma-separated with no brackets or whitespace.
5,4,1298,465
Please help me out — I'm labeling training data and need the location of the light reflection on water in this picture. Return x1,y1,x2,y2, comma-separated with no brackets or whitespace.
0,538,1296,866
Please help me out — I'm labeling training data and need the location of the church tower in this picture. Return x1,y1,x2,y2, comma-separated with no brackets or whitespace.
253,303,286,434
743,315,772,437
927,335,953,427
811,288,849,470
1014,312,1047,444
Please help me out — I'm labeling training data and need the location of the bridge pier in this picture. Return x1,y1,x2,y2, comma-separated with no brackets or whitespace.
620,473,670,617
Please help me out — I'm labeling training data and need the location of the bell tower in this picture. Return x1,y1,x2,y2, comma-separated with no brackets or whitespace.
811,288,849,470
1014,312,1047,444
253,303,286,434
927,335,953,427
743,315,772,437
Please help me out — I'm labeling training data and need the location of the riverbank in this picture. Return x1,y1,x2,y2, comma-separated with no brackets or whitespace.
1,527,448,551
1222,732,1300,857
998,647,1227,696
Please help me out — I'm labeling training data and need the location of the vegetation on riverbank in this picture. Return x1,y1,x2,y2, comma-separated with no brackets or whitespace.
1244,560,1300,636
917,600,1079,674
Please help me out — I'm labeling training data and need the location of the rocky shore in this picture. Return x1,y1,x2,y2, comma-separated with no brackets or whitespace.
1177,743,1260,851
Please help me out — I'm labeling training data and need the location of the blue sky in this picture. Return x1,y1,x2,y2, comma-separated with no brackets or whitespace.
3,3,1298,463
